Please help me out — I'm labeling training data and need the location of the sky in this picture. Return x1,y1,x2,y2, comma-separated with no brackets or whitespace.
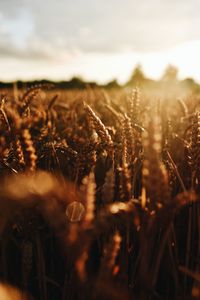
0,0,200,83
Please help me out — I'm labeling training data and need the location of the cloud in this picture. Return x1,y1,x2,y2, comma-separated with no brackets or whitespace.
0,40,56,61
1,0,200,58
25,0,200,52
0,0,200,81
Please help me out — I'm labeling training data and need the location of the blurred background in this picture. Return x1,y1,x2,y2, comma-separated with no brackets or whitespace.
0,0,200,85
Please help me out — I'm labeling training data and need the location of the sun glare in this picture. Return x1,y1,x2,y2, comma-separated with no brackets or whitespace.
72,40,200,84
1,39,200,84
141,40,200,81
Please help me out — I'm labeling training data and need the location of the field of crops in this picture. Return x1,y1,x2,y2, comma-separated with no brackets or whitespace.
0,85,199,300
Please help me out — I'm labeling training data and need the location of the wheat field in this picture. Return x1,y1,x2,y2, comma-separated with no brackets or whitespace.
0,85,199,300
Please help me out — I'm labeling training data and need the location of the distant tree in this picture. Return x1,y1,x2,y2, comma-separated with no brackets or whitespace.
181,77,200,93
67,77,86,89
104,79,120,89
182,77,196,86
127,64,147,85
161,65,178,82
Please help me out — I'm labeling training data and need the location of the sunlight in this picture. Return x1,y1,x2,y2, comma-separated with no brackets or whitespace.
1,40,200,84
75,40,200,84
142,40,200,81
